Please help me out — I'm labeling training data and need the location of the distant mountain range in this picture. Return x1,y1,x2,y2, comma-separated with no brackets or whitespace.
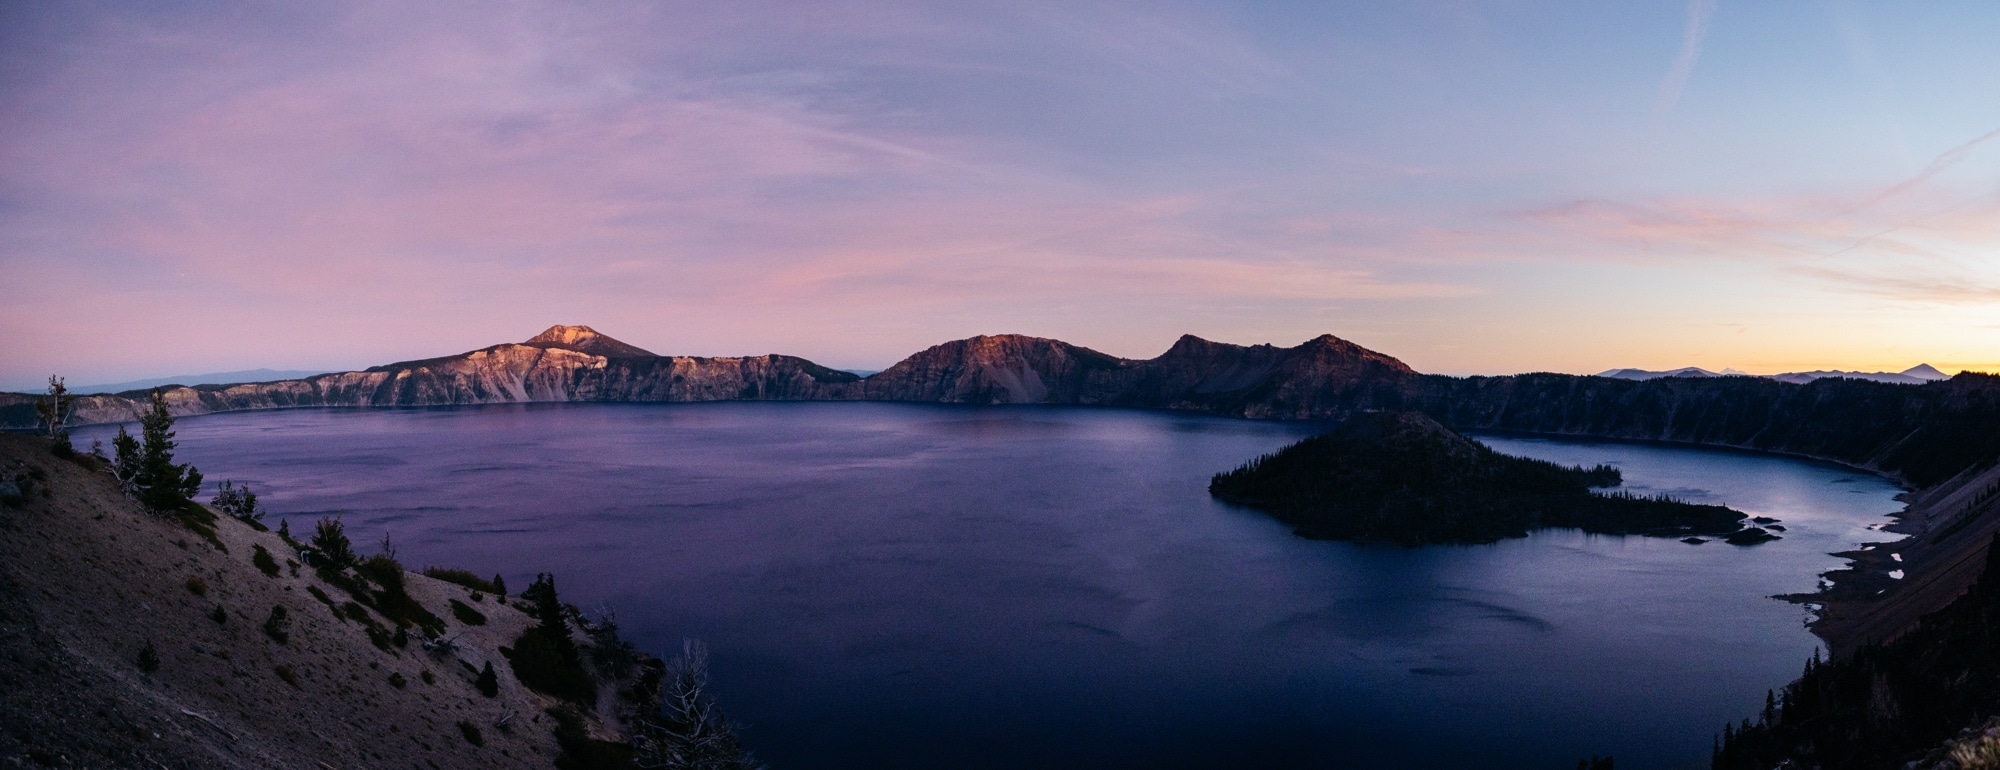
68,368,332,395
1595,363,1950,385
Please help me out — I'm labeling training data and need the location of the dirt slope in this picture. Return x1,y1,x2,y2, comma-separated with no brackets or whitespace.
0,433,641,769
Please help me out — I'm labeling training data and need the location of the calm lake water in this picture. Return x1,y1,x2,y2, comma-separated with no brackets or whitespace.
79,403,1903,769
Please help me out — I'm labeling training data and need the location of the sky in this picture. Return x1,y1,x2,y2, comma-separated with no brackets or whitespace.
3,0,1999,389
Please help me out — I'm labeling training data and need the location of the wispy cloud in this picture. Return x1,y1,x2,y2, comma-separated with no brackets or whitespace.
1653,0,1717,119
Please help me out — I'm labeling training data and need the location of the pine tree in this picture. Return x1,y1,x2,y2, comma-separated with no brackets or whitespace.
310,516,357,569
524,573,577,661
137,639,160,673
135,389,202,512
477,661,499,697
111,426,140,486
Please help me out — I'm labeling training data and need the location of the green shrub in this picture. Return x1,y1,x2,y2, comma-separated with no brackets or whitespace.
185,575,207,596
210,480,262,523
477,661,499,698
137,640,160,673
505,629,594,704
252,544,280,577
210,604,228,625
457,720,484,747
388,672,407,689
263,605,290,644
306,585,339,616
449,599,487,626
309,516,356,569
549,706,632,769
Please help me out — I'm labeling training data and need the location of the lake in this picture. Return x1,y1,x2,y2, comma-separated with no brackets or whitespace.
78,402,1904,769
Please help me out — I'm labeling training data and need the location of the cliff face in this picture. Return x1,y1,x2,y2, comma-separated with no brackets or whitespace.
1418,372,2000,488
0,326,1420,428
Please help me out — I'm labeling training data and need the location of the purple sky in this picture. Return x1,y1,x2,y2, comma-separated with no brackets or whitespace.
4,1,1999,389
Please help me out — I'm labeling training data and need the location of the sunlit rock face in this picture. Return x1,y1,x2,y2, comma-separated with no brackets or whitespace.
522,324,658,358
0,326,1423,426
856,335,1129,404
852,332,1423,419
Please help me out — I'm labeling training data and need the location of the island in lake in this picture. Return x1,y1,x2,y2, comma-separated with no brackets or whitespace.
1209,411,1769,546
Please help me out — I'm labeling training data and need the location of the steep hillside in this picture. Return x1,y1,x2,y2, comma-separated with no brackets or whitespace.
0,433,656,769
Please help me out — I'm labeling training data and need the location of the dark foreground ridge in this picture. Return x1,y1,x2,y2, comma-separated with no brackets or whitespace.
1209,411,1749,545
1714,534,2000,770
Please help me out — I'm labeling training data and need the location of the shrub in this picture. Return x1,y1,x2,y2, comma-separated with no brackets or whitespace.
549,706,635,769
477,661,499,698
505,629,594,704
421,669,436,685
185,575,208,597
252,544,280,577
367,626,394,651
137,640,160,673
422,567,501,594
342,601,370,624
388,672,407,689
457,720,484,747
210,480,262,522
309,516,356,569
449,599,487,626
263,605,291,644
585,609,638,678
210,604,228,625
306,585,339,615
274,665,299,688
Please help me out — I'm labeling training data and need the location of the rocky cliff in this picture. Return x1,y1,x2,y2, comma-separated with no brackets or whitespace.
0,325,1418,428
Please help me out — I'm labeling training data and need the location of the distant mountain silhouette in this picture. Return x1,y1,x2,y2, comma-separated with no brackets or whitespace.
70,369,332,395
1595,367,1726,380
1598,363,1953,385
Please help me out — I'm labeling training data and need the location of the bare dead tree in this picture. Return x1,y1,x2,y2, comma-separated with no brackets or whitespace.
631,640,763,770
36,376,73,456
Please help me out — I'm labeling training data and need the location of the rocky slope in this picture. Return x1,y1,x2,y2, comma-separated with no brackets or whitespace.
0,433,652,769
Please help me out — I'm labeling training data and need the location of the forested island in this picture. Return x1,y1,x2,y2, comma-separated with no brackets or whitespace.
1208,411,1756,545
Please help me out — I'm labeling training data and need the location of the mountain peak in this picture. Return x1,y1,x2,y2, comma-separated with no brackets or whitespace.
522,325,656,358
1902,363,1950,381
